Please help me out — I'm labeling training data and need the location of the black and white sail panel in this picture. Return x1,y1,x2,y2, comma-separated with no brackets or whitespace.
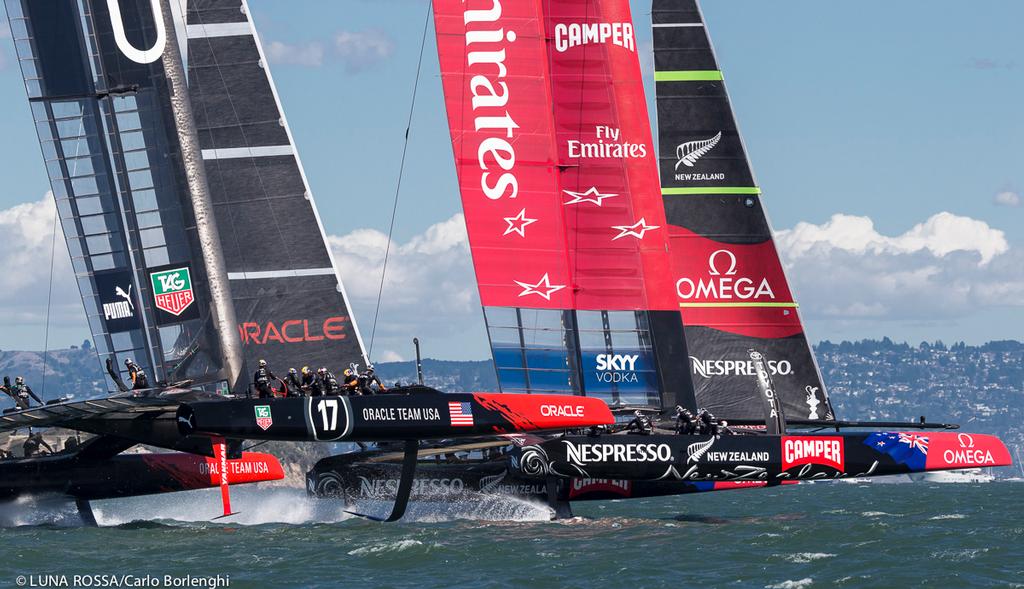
6,0,232,389
183,0,367,374
651,0,833,421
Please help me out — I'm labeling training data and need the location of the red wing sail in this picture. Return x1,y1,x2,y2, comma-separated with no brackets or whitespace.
433,0,693,409
652,0,834,421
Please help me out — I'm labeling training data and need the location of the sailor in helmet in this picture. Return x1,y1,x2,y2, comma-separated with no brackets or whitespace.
3,376,42,410
300,366,317,396
696,407,719,436
674,405,697,435
626,409,653,435
318,367,339,396
124,358,149,391
253,359,277,399
360,363,386,395
284,368,303,397
342,368,360,395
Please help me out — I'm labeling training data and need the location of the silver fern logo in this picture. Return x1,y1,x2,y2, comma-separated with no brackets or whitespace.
675,132,722,169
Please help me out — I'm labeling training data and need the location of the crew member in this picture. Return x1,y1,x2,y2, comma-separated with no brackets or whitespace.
253,359,277,399
124,358,149,391
23,431,53,458
674,405,697,435
696,407,719,436
626,410,653,435
360,364,386,395
284,368,303,397
342,368,360,395
301,366,317,396
318,367,339,396
4,376,42,410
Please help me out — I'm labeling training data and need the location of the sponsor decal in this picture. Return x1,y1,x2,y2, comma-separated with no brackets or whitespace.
359,476,465,498
514,273,566,300
108,0,166,64
448,401,475,427
782,436,844,471
360,407,441,422
706,450,772,463
553,22,635,53
676,249,776,302
563,187,618,206
238,317,348,345
564,441,673,466
805,386,822,419
611,218,660,241
540,404,586,418
95,270,140,333
254,405,273,431
567,125,648,160
568,478,632,499
198,460,272,476
686,438,716,463
674,132,722,172
594,353,640,384
479,472,546,496
150,266,197,318
942,433,995,466
751,351,780,420
503,208,537,237
462,2,520,200
689,356,793,378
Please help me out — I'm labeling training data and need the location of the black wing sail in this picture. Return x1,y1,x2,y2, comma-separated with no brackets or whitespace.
184,0,367,375
651,0,834,421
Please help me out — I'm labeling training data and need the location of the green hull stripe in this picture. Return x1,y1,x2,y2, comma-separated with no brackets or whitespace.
662,187,762,195
654,70,723,82
679,302,799,309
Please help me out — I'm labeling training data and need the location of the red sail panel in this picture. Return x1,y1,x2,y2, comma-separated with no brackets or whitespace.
434,0,572,310
543,0,676,311
433,0,675,312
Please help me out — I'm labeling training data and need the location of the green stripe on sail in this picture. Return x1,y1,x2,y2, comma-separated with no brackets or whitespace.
654,70,723,82
662,187,762,195
679,302,799,308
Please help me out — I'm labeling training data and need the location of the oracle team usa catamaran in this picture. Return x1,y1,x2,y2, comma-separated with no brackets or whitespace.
0,0,611,523
306,0,1012,517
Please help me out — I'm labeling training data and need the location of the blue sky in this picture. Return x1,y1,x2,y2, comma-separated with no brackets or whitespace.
0,1,1020,359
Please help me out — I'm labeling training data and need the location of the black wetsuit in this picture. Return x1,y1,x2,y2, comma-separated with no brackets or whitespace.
301,372,318,396
627,414,653,435
284,373,303,397
359,372,386,395
23,434,53,458
697,410,719,436
254,367,277,399
321,371,340,396
126,362,149,390
343,374,360,395
675,412,697,435
9,384,40,410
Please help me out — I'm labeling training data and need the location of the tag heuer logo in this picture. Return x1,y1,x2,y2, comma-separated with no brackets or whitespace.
150,267,195,316
255,405,273,431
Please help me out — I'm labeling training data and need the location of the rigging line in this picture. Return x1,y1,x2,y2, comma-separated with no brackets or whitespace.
367,0,433,361
40,204,59,401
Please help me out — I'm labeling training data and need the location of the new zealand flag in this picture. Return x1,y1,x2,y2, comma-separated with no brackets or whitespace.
863,432,929,471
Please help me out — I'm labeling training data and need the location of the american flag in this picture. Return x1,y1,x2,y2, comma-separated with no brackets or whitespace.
449,401,474,427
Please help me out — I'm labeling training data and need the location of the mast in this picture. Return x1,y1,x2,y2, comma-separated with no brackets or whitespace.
158,0,243,390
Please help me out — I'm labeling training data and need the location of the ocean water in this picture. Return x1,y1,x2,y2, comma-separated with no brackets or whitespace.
0,482,1021,589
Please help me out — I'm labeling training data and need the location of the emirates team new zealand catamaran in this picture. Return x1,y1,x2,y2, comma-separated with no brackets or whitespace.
0,0,612,524
306,0,1012,518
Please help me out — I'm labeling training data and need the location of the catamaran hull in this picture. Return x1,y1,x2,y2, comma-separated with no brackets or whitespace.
178,393,613,441
0,451,284,502
509,432,1012,483
306,431,1011,513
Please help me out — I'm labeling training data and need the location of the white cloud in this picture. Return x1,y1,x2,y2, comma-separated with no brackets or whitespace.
265,29,395,72
0,195,87,335
334,29,394,72
777,212,1008,265
994,191,1021,207
777,212,1023,322
265,40,325,67
329,214,487,361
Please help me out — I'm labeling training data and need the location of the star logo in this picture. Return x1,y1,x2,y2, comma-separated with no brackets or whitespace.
563,187,618,206
611,218,660,240
502,208,537,237
514,273,567,301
